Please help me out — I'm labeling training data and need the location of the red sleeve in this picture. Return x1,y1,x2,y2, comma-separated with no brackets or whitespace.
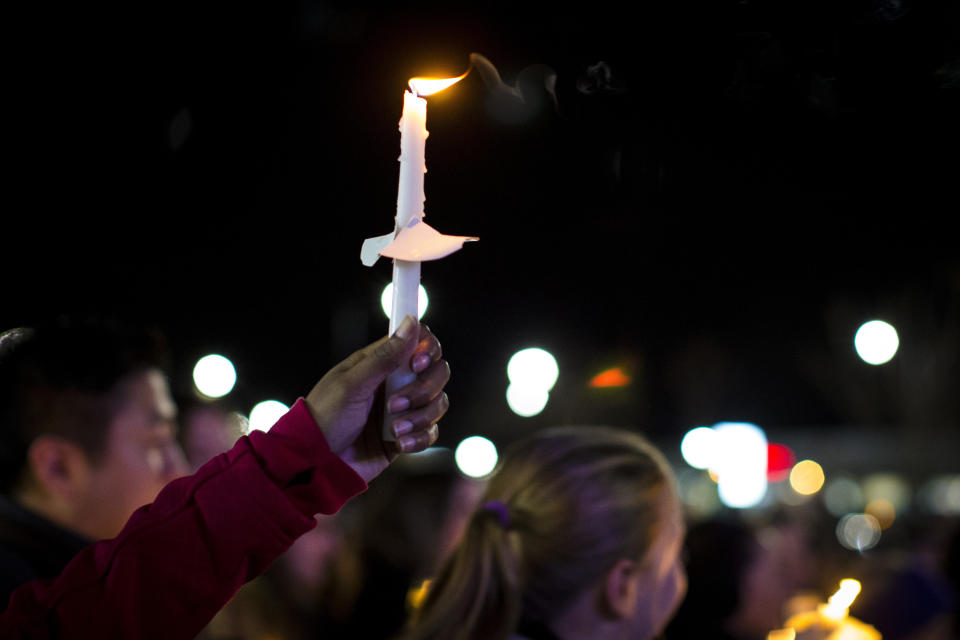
0,398,367,639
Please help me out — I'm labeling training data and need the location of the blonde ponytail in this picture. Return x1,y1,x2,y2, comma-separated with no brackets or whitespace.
403,426,674,640
404,500,522,640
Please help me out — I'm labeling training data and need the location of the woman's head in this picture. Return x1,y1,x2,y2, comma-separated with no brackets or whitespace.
406,426,685,640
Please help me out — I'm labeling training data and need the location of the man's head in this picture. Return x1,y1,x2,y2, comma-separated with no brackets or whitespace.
0,317,189,540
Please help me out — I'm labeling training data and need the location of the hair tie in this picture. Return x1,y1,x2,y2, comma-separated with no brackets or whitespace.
482,500,511,529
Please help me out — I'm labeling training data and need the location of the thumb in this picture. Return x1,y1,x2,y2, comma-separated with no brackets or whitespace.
339,315,419,391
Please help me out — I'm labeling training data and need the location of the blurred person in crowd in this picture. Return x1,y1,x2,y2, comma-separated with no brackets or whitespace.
272,448,478,638
0,317,190,606
193,512,350,640
850,517,958,640
197,510,357,640
2,314,450,638
179,401,248,472
403,425,686,640
322,451,485,639
203,454,486,640
665,516,813,640
946,522,959,638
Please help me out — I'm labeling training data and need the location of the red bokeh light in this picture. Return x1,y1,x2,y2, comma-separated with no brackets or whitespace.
767,443,796,482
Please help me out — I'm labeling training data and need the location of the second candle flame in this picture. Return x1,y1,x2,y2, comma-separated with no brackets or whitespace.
821,579,862,621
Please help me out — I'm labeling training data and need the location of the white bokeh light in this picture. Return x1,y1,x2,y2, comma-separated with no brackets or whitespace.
854,320,899,365
681,427,719,470
192,354,237,398
505,348,559,417
507,348,559,391
836,513,881,551
918,475,960,515
248,400,289,432
862,473,911,512
677,469,722,519
455,436,499,478
824,476,865,517
381,283,428,320
506,383,550,418
713,422,768,509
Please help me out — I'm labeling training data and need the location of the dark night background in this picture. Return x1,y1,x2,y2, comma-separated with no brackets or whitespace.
4,1,959,479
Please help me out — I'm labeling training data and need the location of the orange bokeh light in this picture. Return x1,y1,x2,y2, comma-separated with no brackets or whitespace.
588,367,631,388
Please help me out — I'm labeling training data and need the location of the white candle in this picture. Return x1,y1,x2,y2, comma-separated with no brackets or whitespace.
383,75,466,442
383,90,427,441
389,90,428,336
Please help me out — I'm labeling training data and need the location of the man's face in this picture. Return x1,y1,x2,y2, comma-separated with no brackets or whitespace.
77,369,189,540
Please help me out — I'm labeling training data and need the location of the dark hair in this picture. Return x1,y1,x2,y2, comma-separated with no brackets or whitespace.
404,426,676,640
0,316,170,493
664,518,758,638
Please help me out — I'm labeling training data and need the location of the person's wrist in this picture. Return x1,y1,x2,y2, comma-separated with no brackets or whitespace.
303,393,344,454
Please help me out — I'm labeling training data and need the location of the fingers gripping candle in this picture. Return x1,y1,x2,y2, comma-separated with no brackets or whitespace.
361,68,476,442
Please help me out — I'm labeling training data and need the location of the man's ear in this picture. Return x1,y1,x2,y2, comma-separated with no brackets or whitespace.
602,558,641,620
24,435,92,502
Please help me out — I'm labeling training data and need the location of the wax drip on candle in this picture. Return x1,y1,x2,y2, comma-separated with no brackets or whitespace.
360,63,477,269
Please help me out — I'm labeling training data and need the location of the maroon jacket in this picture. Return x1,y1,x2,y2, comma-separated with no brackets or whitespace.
0,398,367,639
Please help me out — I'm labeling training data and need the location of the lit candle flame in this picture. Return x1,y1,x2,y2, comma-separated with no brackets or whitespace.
408,71,469,96
821,579,862,621
770,578,879,640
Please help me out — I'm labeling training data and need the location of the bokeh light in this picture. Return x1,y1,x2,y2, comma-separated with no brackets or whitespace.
767,443,796,482
507,348,559,390
865,498,896,529
862,473,911,513
505,383,550,417
713,422,768,509
790,460,826,496
192,354,237,398
836,513,881,551
775,480,812,506
248,400,289,432
505,348,558,417
454,436,499,478
918,475,960,515
588,367,630,388
824,476,865,517
381,283,429,320
676,469,722,519
681,426,719,470
854,320,899,365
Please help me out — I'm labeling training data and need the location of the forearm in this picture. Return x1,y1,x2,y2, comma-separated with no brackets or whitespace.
0,399,366,639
